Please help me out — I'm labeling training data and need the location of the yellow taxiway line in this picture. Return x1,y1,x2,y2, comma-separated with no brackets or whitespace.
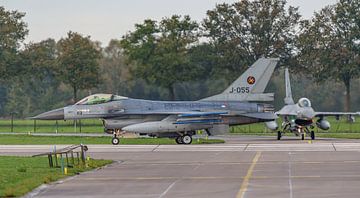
237,151,262,198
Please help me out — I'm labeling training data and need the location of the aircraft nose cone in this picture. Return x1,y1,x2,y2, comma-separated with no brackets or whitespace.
32,108,64,120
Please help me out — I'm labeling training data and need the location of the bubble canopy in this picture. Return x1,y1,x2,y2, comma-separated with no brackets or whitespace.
298,98,311,108
75,94,128,105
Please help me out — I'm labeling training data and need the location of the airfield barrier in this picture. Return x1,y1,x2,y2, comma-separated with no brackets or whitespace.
0,119,103,133
32,144,88,169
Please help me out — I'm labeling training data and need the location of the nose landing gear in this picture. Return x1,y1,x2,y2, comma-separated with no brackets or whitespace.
112,137,120,145
111,129,122,145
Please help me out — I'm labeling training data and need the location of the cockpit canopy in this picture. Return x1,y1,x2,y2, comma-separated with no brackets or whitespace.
75,94,128,105
298,98,311,108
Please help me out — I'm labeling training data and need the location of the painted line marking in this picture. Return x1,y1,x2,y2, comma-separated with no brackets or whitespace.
236,151,262,198
243,144,249,151
159,180,177,198
152,145,160,152
288,152,293,198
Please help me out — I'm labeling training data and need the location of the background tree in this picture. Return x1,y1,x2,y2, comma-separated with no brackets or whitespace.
121,15,203,100
297,0,360,111
57,31,102,103
98,39,130,95
203,0,301,83
5,39,64,117
0,6,28,79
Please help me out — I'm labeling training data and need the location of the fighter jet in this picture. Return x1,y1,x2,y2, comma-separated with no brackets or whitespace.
33,58,279,145
275,68,359,140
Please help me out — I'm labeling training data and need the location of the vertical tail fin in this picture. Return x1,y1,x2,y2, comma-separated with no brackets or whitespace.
284,68,295,105
201,58,279,102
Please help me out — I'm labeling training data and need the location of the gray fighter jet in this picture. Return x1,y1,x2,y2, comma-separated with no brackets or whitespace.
275,68,359,140
33,58,279,145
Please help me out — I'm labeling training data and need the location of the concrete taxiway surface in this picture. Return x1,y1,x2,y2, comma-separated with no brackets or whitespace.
2,136,360,198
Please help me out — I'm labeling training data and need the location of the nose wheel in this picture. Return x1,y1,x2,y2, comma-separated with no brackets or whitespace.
112,137,120,145
111,129,121,145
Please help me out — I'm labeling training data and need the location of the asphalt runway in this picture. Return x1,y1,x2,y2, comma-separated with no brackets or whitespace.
3,136,360,198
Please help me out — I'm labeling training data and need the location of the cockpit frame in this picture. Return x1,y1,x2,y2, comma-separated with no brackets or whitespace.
75,94,128,105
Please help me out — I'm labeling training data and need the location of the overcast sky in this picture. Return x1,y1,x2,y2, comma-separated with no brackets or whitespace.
1,0,337,46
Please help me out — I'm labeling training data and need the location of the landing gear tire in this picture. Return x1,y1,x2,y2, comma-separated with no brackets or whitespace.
175,136,183,144
182,135,192,145
277,131,282,140
301,134,305,140
311,131,315,140
112,137,120,145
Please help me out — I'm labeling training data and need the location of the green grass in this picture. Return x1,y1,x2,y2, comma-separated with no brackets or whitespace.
0,156,112,197
0,135,224,145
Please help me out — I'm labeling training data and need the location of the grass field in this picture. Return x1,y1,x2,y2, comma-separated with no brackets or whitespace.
0,135,225,145
0,156,112,197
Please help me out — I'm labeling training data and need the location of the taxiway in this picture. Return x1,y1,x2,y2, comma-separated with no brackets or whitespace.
2,136,360,198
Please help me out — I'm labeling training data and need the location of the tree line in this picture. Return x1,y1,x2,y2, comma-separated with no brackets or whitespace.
0,0,359,118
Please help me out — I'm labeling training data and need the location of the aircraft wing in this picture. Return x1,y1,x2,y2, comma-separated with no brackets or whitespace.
240,112,278,120
156,111,228,125
314,112,360,117
178,111,228,117
174,111,277,124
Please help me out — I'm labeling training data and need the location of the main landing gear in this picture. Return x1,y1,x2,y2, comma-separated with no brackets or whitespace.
277,123,316,140
300,131,315,140
175,134,193,145
277,131,282,140
310,130,315,140
303,127,316,140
